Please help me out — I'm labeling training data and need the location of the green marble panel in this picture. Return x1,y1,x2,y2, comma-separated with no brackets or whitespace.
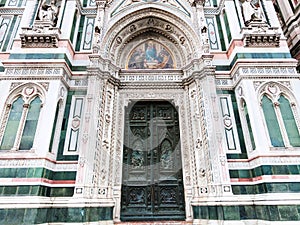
223,206,240,220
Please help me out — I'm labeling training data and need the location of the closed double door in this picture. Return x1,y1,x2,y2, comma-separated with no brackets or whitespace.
121,101,185,221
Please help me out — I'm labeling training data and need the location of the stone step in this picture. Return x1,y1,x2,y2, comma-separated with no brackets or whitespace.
115,221,191,225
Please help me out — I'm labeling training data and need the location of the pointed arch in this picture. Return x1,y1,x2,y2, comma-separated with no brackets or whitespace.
100,8,202,68
258,82,300,147
0,83,46,150
261,94,284,147
19,96,42,150
0,97,24,150
278,95,300,146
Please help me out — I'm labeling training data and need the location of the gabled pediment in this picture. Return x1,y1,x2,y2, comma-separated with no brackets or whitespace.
110,0,191,17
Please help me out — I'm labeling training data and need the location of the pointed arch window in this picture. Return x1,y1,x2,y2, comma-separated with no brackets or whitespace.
19,97,42,150
0,85,44,151
262,95,284,147
0,96,23,150
278,95,300,146
261,93,300,147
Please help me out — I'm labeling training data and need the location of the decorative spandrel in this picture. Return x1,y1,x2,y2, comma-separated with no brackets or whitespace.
126,40,175,69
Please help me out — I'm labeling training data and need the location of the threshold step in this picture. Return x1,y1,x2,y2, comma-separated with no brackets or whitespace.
115,221,191,225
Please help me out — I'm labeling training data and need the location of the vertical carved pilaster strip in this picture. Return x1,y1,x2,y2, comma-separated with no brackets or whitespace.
12,103,29,150
195,79,211,194
75,73,103,197
91,76,107,198
93,0,106,51
0,104,12,146
193,0,210,54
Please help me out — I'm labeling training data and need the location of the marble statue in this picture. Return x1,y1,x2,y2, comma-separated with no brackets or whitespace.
39,0,59,25
240,0,263,26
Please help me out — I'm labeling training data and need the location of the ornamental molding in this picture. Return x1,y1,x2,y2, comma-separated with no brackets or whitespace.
242,22,280,48
69,79,89,87
120,83,183,90
228,156,300,170
10,82,49,91
216,65,297,89
100,8,201,64
203,0,225,15
243,32,280,47
6,67,63,76
0,7,24,15
232,66,298,86
82,8,97,15
253,80,291,91
76,0,97,15
119,70,183,83
20,24,61,48
1,67,87,88
0,158,77,171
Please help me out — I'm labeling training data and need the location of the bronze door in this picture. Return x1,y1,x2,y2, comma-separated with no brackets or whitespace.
121,101,185,221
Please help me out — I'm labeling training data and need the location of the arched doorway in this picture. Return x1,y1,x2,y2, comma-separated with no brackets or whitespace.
121,100,185,221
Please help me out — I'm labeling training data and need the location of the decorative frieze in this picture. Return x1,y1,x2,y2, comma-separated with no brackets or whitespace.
119,73,183,82
20,26,61,48
0,8,24,15
69,79,89,87
6,67,63,76
244,32,280,47
0,158,77,171
216,79,232,86
233,66,297,84
242,22,280,47
228,156,300,170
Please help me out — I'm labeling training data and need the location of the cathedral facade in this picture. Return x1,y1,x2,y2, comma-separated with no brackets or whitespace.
0,0,300,224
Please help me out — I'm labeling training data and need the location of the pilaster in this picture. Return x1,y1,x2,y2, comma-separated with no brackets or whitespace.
74,55,119,207
74,72,105,198
275,0,294,22
193,0,210,54
184,55,232,204
93,0,106,47
60,0,77,39
18,0,39,34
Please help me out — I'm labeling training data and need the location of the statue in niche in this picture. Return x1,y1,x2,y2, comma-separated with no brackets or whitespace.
240,0,263,26
38,0,59,26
